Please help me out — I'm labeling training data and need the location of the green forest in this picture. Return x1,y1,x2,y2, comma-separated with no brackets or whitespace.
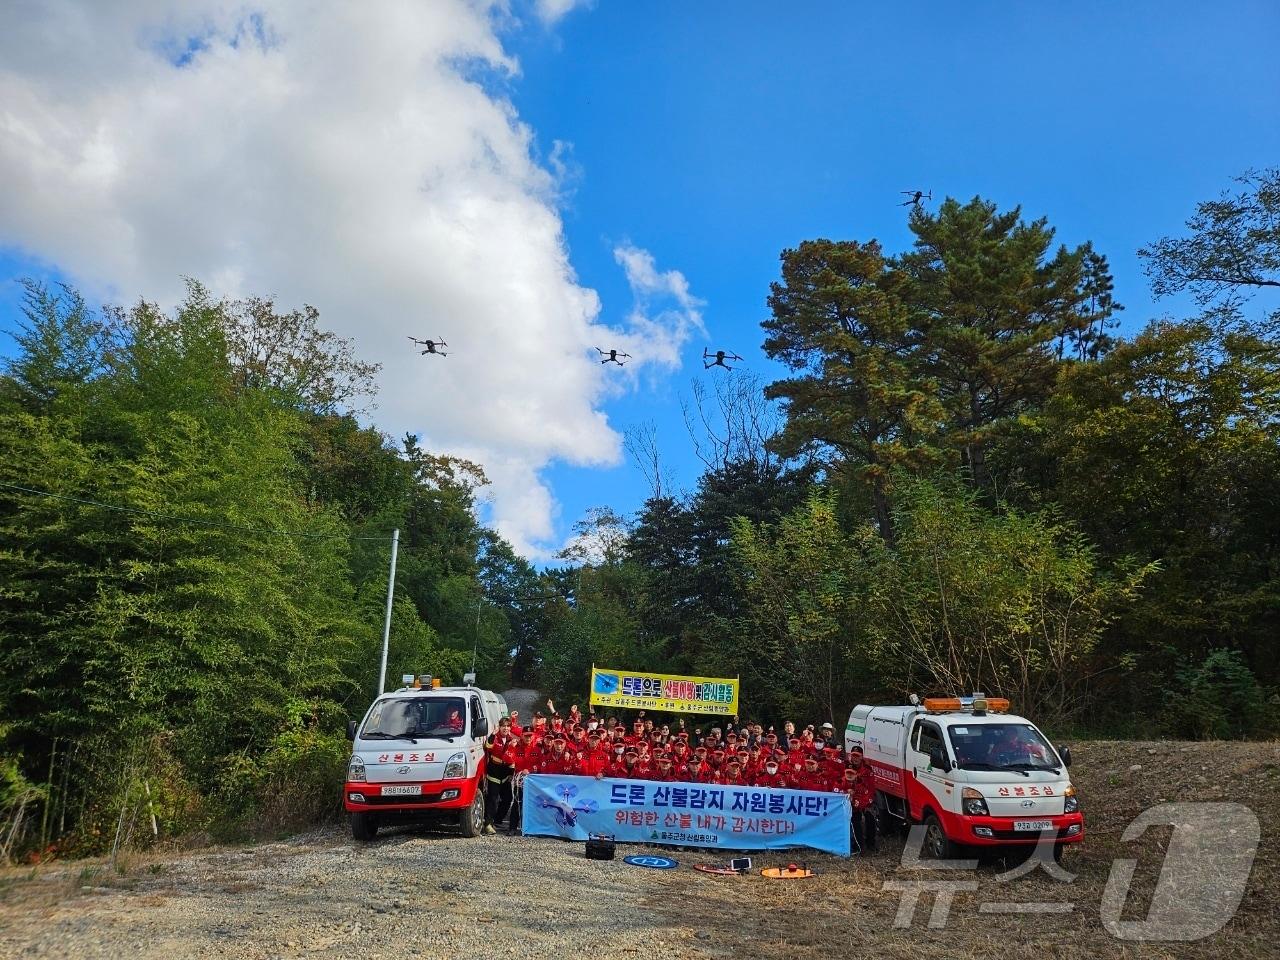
2,171,1278,859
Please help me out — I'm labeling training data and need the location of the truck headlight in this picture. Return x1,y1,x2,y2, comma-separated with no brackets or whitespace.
961,786,989,816
1064,785,1079,813
347,755,366,783
443,751,467,779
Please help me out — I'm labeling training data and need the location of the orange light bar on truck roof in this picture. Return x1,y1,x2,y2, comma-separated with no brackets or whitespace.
921,696,1013,714
922,698,963,713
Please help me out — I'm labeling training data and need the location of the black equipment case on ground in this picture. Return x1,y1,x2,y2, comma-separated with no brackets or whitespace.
585,833,616,860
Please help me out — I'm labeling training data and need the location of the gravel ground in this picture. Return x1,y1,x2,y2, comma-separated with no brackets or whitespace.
0,826,722,960
1,740,1276,960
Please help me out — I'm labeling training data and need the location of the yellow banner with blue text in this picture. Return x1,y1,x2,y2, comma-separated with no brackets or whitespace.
590,667,739,716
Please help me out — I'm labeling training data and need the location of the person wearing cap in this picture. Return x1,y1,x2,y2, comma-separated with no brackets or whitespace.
754,755,785,789
786,737,807,768
795,754,827,791
845,747,878,853
623,719,643,746
507,728,540,835
482,717,518,835
708,747,727,775
651,753,677,783
719,758,749,787
576,731,612,779
670,734,691,765
608,738,627,766
608,748,642,780
515,727,542,769
800,726,818,754
691,745,709,771
536,735,576,775
821,744,845,782
682,753,713,784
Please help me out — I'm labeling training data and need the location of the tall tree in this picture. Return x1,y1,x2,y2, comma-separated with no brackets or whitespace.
763,239,943,537
900,198,1120,489
1139,168,1280,308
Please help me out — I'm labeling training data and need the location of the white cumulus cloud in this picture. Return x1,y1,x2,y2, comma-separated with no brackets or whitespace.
533,0,594,25
0,0,698,559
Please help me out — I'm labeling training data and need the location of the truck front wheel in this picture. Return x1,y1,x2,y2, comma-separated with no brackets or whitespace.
922,812,965,861
459,785,486,838
351,811,379,842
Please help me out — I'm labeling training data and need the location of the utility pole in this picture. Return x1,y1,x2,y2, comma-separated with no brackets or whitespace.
378,528,400,695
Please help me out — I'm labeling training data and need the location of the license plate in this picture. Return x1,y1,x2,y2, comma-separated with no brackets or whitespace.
1013,819,1053,832
381,785,422,796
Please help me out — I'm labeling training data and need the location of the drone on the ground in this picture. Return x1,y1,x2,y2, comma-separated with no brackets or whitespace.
408,336,448,356
597,347,631,366
900,190,932,207
703,348,743,370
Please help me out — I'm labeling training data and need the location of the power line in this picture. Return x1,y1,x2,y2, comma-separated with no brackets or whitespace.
0,481,391,541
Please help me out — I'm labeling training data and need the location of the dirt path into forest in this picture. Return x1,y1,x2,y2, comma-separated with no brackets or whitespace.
1,740,1277,960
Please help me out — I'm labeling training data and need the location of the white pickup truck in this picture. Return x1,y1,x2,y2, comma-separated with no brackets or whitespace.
846,695,1083,859
344,681,506,840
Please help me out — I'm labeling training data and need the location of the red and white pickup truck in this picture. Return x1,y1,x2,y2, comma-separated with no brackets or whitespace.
845,696,1083,859
343,680,506,840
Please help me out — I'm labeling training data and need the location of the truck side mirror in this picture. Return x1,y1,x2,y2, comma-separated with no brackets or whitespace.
474,717,489,739
1059,745,1072,768
346,720,357,741
928,745,950,772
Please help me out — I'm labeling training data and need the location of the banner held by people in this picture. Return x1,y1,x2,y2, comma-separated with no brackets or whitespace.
521,774,851,857
590,667,739,716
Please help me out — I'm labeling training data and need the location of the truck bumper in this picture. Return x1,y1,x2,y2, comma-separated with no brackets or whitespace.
951,809,1085,845
342,775,479,813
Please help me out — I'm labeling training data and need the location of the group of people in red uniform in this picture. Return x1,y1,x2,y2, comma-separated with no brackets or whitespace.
483,704,878,852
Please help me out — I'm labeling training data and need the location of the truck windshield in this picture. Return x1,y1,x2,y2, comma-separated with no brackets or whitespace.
360,697,467,741
947,723,1060,772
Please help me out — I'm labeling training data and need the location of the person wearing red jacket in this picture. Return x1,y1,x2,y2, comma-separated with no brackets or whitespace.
507,728,541,836
606,749,642,780
753,757,785,789
681,756,713,784
649,754,677,782
669,735,691,766
483,719,518,835
844,748,878,853
512,729,541,771
797,754,830,792
537,735,576,775
718,758,750,787
786,738,808,768
577,733,612,779
623,719,645,746
821,745,845,783
783,757,807,789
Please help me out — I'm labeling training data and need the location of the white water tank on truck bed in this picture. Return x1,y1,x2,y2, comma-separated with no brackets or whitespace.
846,704,917,765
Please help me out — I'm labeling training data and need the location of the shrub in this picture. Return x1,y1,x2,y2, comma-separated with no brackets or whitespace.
220,727,349,836
1162,648,1275,740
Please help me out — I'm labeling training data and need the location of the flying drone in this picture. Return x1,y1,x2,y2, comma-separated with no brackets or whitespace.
408,336,448,356
703,348,743,370
596,347,631,366
900,190,932,208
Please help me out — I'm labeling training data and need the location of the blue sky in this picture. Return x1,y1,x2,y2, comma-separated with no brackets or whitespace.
2,0,1278,559
507,0,1280,534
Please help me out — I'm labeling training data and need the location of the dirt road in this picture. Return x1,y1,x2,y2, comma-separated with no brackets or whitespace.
1,740,1276,960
